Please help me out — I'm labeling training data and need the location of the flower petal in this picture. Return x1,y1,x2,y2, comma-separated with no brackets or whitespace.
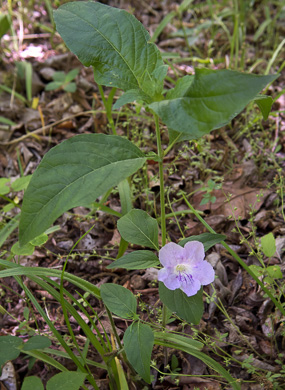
183,241,205,264
159,242,185,267
192,261,215,285
180,277,201,297
158,267,181,290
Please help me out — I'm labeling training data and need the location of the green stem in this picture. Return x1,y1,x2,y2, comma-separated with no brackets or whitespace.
183,195,285,317
154,113,166,247
153,112,169,365
98,85,117,135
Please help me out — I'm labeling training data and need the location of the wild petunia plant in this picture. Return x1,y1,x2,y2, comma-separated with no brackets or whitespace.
0,1,281,389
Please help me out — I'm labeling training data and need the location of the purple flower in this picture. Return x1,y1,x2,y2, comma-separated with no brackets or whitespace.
157,241,215,297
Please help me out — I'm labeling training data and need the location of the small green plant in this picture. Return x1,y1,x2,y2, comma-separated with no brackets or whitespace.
198,178,222,205
45,68,79,92
0,1,282,389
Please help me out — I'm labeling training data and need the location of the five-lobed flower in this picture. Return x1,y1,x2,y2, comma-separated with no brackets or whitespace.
157,241,215,297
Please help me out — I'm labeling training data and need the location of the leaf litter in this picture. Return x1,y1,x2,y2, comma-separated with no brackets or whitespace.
0,0,285,389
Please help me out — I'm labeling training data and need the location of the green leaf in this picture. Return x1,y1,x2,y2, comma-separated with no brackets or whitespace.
179,233,226,252
30,233,48,247
65,68,79,83
266,265,282,279
11,241,35,256
254,95,273,120
0,259,100,299
166,75,194,100
154,333,241,390
0,214,20,248
154,332,203,351
117,209,159,250
11,175,32,192
248,265,264,278
261,232,276,258
123,322,154,383
0,178,10,195
54,2,165,97
0,115,17,126
0,13,11,40
100,283,137,319
149,68,278,139
113,89,152,110
46,372,87,390
45,81,63,91
52,71,66,82
19,134,146,245
21,376,44,390
22,336,52,351
63,82,77,93
159,283,204,324
107,250,159,270
0,336,23,370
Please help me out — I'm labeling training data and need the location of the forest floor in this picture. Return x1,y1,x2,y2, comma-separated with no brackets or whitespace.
0,0,285,389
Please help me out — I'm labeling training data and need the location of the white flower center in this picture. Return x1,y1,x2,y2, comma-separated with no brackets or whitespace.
174,263,193,283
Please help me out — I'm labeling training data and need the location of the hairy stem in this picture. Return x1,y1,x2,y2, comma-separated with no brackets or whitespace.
154,112,169,365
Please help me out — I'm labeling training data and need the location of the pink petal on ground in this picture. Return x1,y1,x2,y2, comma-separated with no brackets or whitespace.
183,241,205,264
159,242,185,267
192,261,215,285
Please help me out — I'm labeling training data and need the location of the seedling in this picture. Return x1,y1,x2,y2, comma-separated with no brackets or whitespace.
45,68,79,92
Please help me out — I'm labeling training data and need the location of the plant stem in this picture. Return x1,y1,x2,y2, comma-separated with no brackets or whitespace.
153,112,169,365
154,113,166,247
183,195,285,317
98,85,117,135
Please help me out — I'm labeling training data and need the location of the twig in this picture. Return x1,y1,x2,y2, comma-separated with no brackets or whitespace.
0,110,101,146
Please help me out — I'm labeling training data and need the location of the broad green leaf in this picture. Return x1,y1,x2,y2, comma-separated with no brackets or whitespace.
22,335,51,351
123,322,154,383
254,95,273,120
0,336,23,369
107,250,159,270
54,2,166,97
46,372,87,390
21,376,44,390
19,134,146,245
113,89,152,110
100,283,137,319
159,283,204,324
150,69,278,139
11,175,32,192
248,265,263,278
117,209,159,250
11,241,35,256
179,233,226,252
0,177,10,195
261,232,276,258
266,265,282,279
